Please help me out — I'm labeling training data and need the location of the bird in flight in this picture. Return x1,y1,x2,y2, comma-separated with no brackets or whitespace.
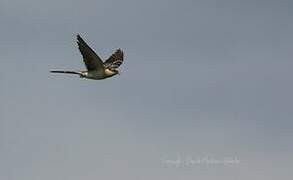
51,34,124,80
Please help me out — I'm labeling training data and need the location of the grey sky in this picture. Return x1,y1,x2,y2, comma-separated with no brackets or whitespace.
0,0,293,179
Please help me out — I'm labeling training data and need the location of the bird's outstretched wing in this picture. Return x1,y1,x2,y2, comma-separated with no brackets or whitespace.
77,34,104,71
103,49,124,69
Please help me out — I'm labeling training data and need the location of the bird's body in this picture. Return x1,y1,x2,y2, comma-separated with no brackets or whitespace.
81,69,117,80
51,34,124,80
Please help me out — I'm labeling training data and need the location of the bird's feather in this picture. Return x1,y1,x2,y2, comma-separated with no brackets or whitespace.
77,34,104,71
104,49,124,69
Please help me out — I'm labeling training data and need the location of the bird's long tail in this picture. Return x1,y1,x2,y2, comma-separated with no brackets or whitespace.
50,70,81,75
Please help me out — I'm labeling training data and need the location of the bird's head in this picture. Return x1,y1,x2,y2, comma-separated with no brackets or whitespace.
105,68,120,77
112,69,120,75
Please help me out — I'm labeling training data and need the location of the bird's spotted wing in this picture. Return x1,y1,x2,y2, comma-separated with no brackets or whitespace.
104,49,124,69
77,34,104,71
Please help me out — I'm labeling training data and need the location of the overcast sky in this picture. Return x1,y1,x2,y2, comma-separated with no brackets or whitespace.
0,0,293,179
